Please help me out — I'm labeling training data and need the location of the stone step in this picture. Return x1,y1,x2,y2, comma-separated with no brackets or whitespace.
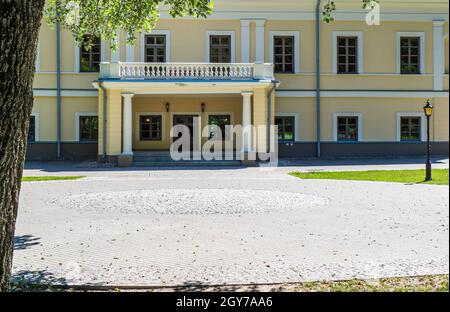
134,161,242,167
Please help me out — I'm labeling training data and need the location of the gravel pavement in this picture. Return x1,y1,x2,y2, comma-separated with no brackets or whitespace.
12,160,449,287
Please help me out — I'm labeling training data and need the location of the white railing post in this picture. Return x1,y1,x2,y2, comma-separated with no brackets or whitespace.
253,63,274,80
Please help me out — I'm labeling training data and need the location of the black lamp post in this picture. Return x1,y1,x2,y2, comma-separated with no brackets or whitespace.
423,100,434,181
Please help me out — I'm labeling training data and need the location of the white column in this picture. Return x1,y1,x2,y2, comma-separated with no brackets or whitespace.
241,92,253,152
111,31,121,62
433,21,445,91
240,20,251,63
122,93,134,156
255,20,266,63
126,33,135,62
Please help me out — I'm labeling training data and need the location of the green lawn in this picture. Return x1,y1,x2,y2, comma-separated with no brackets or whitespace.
290,169,449,185
22,176,86,182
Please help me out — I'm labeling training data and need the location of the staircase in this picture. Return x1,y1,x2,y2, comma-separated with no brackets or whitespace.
133,151,242,167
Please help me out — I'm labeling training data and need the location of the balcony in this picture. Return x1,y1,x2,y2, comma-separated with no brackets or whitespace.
99,62,274,81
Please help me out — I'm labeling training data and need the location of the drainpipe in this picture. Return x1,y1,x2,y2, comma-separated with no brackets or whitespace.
316,0,322,158
267,80,278,154
56,20,62,159
99,82,107,160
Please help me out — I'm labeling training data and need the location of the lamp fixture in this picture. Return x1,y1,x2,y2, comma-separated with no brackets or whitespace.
166,102,170,112
201,103,206,113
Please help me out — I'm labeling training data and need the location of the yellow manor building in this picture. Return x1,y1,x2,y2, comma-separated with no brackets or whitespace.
29,0,449,165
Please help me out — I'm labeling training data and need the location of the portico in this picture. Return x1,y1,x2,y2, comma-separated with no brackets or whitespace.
94,61,276,166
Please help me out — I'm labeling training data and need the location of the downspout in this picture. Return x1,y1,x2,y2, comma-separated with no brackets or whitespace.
56,20,62,159
99,82,107,160
267,80,278,154
316,0,322,158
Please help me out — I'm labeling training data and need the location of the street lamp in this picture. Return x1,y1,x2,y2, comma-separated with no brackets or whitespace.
423,100,434,181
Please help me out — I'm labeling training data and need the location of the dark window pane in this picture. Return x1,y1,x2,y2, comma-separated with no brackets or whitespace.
80,35,101,72
140,115,162,140
400,37,421,74
400,117,421,141
337,116,358,141
145,35,166,63
79,116,98,141
337,36,358,74
275,116,296,141
28,116,36,142
210,35,232,63
273,36,295,73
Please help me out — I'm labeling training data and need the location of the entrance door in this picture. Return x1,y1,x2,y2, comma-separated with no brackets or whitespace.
173,115,198,151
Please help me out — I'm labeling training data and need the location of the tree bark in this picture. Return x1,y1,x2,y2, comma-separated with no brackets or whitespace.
0,0,45,292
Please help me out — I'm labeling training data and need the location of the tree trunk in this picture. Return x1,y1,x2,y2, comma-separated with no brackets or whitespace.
0,0,45,292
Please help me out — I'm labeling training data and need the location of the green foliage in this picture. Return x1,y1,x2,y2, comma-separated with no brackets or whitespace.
323,0,379,23
22,176,86,182
45,0,213,50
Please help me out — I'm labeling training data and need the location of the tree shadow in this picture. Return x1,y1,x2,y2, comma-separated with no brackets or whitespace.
10,270,70,292
172,281,260,292
14,235,41,250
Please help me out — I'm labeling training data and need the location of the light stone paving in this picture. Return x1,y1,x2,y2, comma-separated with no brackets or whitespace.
12,161,449,287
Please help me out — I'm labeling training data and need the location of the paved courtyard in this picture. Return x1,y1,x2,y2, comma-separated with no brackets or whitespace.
12,158,449,287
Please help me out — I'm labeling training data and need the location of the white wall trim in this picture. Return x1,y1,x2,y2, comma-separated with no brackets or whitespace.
110,30,121,62
33,90,98,97
269,31,301,73
275,90,449,98
332,31,364,74
396,32,426,74
135,112,166,141
157,11,449,22
205,31,236,63
433,21,445,90
35,39,41,72
101,41,107,63
275,112,301,142
333,112,363,142
75,112,99,142
30,112,40,142
73,41,80,73
126,33,135,62
255,20,266,63
240,20,251,63
140,30,171,62
204,112,236,142
396,112,427,142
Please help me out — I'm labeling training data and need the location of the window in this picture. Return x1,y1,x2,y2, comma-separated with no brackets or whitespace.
275,116,295,141
140,115,162,141
210,35,231,63
274,36,295,73
79,116,98,141
208,115,231,140
337,116,359,142
145,35,166,63
337,36,358,74
400,117,421,141
400,37,421,74
80,35,101,72
28,116,36,142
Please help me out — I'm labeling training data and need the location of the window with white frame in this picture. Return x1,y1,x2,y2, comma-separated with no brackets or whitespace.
275,113,300,142
333,113,363,142
140,30,171,63
205,31,236,63
332,32,363,74
28,114,39,142
270,31,300,74
397,32,425,75
75,113,98,142
396,112,426,142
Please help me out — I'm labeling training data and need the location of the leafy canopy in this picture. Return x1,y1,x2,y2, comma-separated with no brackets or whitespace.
46,0,379,49
46,0,213,49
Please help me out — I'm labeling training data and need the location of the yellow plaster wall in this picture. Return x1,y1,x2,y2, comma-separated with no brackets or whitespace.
131,96,243,150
